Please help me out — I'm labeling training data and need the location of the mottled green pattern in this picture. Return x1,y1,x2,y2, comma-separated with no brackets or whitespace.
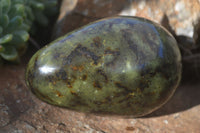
26,16,182,117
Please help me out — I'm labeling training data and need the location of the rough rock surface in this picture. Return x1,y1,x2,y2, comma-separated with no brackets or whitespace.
54,0,200,43
0,51,200,133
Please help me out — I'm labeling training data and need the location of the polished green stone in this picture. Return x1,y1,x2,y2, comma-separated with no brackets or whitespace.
25,16,182,117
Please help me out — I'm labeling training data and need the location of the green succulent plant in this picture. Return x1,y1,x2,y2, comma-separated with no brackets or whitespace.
0,0,58,63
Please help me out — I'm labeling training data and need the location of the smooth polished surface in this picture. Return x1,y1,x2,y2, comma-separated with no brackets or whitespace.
26,17,181,117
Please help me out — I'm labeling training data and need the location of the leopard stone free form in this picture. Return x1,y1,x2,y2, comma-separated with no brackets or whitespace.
26,17,182,117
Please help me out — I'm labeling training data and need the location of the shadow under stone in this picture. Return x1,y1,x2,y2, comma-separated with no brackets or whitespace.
143,82,200,118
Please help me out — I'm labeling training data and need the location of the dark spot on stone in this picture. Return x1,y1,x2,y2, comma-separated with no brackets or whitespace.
82,74,87,81
47,75,55,82
146,36,158,52
104,48,120,66
113,92,121,98
114,82,132,92
69,96,89,107
118,95,131,103
64,44,101,65
70,65,84,71
118,92,138,104
64,45,81,65
138,79,150,92
96,69,108,83
109,22,113,29
93,101,103,106
91,36,102,48
104,47,120,55
121,29,138,57
55,69,67,80
66,81,73,88
65,75,77,88
105,96,112,103
129,42,138,55
93,81,102,90
53,52,61,59
94,96,112,106
55,90,63,97
70,90,78,97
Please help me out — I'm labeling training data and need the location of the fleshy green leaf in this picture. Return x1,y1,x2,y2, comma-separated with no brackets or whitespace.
0,14,9,28
12,30,29,45
25,6,35,21
2,0,11,14
0,34,13,44
12,0,25,5
6,16,23,32
0,0,58,63
0,26,2,34
20,23,31,31
0,45,18,61
0,45,5,52
8,4,25,18
30,1,44,11
15,4,26,17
